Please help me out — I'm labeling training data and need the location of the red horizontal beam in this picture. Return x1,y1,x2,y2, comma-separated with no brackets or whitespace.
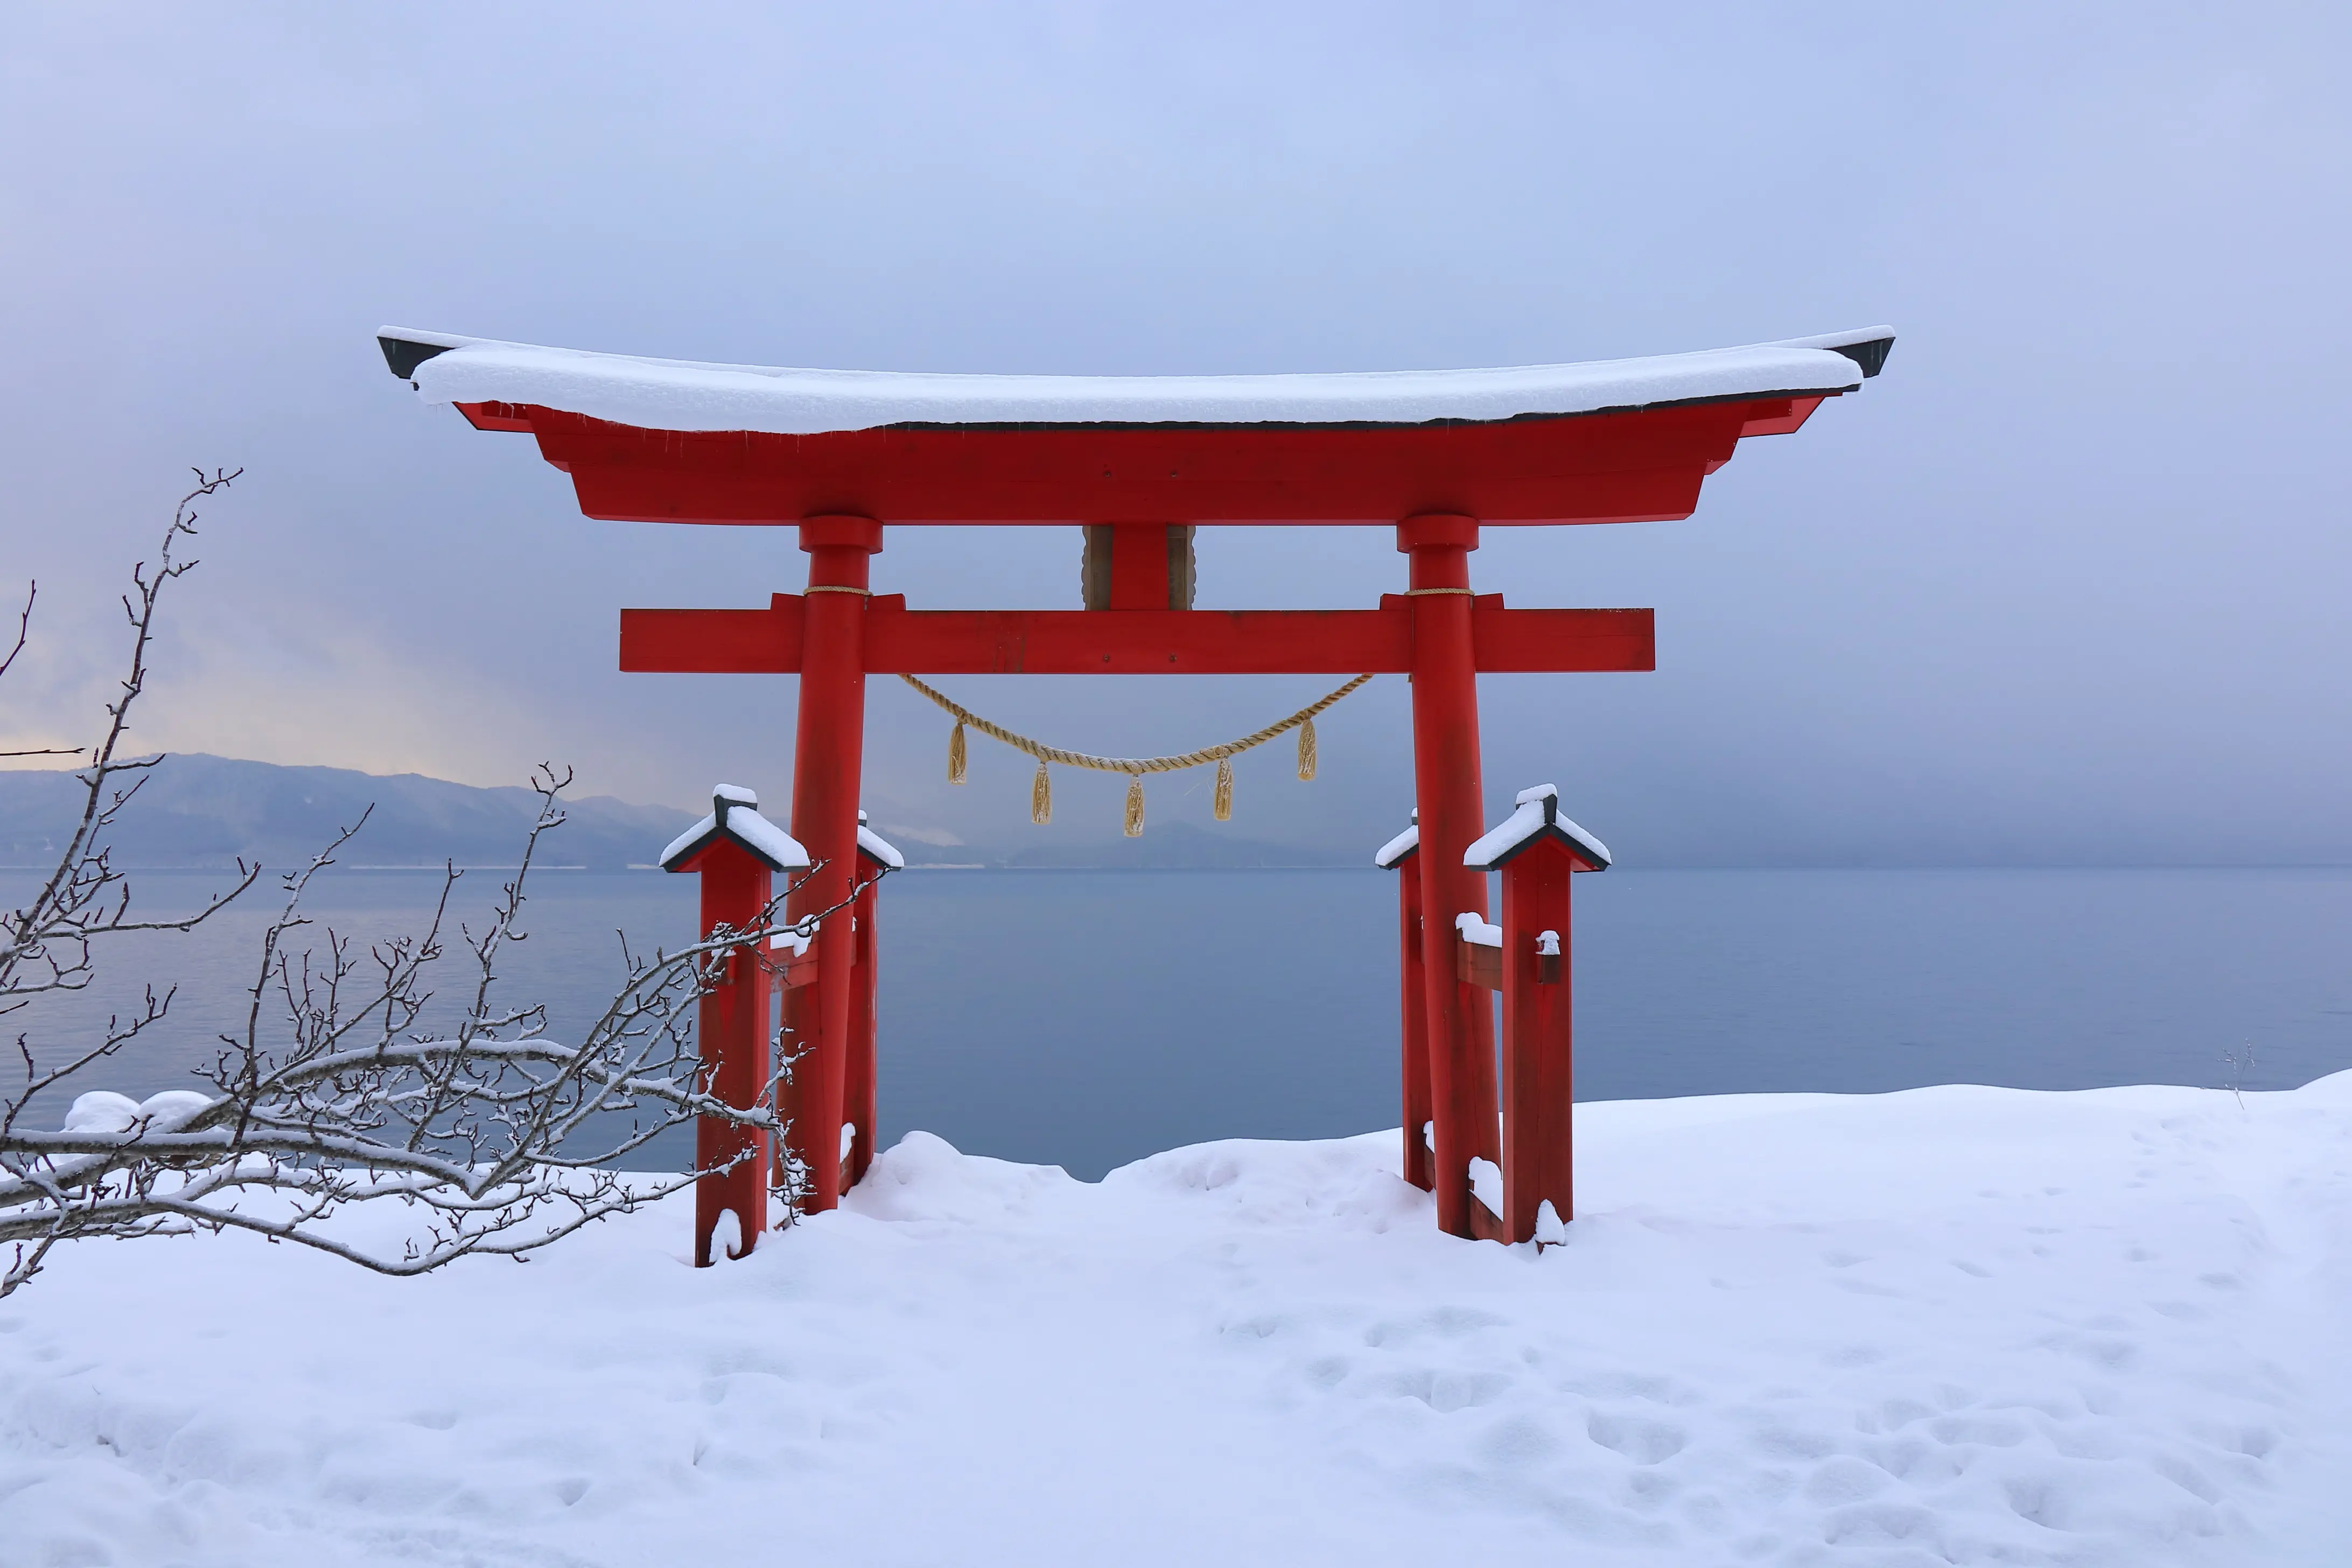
619,596,1654,676
480,395,1830,527
872,601,1406,674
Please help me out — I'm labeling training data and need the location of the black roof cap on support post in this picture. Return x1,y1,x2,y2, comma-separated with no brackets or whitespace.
1462,786,1611,873
659,785,811,874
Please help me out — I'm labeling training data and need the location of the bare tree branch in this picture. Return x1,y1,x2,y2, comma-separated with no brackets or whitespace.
0,584,76,751
2,474,879,1294
2,469,257,1028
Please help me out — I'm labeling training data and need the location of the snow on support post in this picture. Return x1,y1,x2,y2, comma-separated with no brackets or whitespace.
1464,785,1609,1244
1374,810,1432,1192
842,811,902,1189
661,786,810,1266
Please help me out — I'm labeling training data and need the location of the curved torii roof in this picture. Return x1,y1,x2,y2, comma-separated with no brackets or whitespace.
380,326,1890,435
375,326,1891,526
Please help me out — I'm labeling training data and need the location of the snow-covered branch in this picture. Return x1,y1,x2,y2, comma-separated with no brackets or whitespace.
1,478,873,1295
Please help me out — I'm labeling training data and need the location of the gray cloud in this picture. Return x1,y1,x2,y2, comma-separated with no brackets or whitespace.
2,3,2346,863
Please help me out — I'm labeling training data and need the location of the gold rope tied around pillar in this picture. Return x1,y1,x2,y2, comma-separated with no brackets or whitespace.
900,671,1373,836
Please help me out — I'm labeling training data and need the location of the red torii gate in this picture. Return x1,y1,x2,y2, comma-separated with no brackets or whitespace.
377,324,1892,1243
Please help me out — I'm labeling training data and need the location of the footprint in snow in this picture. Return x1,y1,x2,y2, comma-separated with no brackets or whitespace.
1587,1410,1687,1464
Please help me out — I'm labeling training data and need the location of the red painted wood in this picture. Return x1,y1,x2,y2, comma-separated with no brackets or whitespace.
869,603,1410,674
1455,935,1503,991
671,841,771,1266
1105,522,1171,609
844,876,880,1187
1390,842,1432,1192
621,600,802,673
453,394,1827,526
455,402,534,433
1733,396,1825,439
1401,515,1502,1240
620,599,1654,676
1472,602,1653,674
783,516,881,1214
1499,843,1576,1244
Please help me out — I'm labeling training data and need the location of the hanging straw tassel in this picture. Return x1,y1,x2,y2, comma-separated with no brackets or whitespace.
948,720,968,785
1296,716,1318,781
1213,756,1233,821
1123,774,1145,837
1030,760,1052,824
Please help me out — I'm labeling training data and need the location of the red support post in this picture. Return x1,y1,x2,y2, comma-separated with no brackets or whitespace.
844,872,880,1187
1396,841,1432,1192
785,515,881,1214
664,786,803,1264
1500,848,1574,1241
1468,785,1606,1243
1377,817,1432,1191
690,848,772,1266
1398,514,1502,1238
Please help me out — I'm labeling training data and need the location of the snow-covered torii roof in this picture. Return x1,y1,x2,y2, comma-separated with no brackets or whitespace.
378,326,1892,436
375,325,1892,526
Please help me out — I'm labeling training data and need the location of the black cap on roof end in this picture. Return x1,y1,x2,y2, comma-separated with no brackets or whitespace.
1826,336,1894,378
379,336,456,380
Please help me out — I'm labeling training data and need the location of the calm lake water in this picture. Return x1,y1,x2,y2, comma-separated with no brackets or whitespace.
12,867,2350,1179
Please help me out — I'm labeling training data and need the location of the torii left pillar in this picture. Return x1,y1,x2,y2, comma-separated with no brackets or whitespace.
786,515,882,1214
1399,513,1503,1238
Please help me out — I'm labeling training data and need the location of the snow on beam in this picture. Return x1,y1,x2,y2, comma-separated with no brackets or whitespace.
1454,912,1503,947
1462,784,1612,872
376,325,1894,438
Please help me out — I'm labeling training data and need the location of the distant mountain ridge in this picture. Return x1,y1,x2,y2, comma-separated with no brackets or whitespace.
0,755,698,872
0,756,1354,872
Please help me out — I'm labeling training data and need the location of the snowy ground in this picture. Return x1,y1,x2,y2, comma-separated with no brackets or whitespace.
5,1076,2349,1567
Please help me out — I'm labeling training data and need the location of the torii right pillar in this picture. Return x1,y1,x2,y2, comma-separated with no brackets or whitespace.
1399,514,1503,1239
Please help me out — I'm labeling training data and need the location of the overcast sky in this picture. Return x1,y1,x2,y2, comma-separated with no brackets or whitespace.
2,3,2347,864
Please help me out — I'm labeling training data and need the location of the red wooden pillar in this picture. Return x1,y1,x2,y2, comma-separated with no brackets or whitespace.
661,786,806,1266
1467,785,1608,1243
1398,513,1501,1238
787,515,881,1214
696,852,769,1263
842,822,887,1187
1376,814,1432,1191
1501,845,1573,1242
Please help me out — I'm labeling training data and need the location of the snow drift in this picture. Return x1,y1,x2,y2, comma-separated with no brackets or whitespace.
3,1075,2348,1566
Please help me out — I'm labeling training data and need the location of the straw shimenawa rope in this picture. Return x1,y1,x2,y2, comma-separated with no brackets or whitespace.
900,671,1373,836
